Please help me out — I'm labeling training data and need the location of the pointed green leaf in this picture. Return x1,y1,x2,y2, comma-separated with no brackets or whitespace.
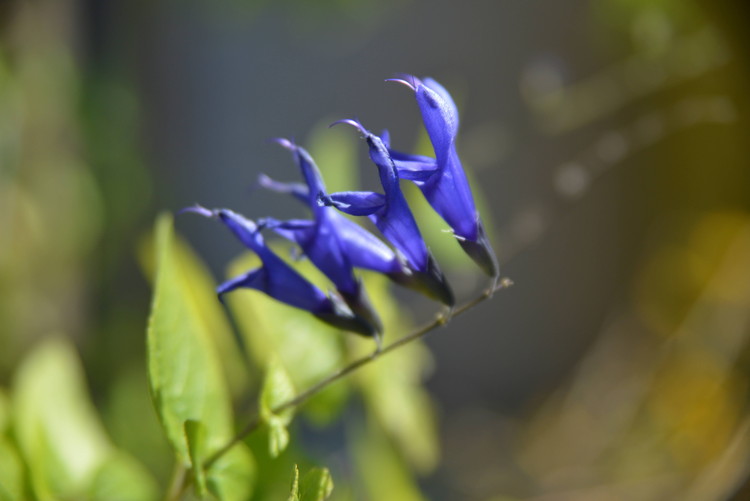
260,356,296,423
12,337,112,500
351,422,425,501
101,365,172,482
88,452,159,501
169,231,249,398
287,464,333,501
185,420,208,497
207,443,256,501
0,389,8,433
147,214,256,499
267,419,291,458
260,357,295,457
287,464,300,501
300,467,333,501
0,437,25,501
146,214,234,462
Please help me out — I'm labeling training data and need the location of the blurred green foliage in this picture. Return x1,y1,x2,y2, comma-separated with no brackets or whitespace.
5,337,157,501
287,464,334,501
2,0,750,499
135,123,441,498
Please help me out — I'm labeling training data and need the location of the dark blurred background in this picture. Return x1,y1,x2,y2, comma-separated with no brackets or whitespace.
2,0,750,499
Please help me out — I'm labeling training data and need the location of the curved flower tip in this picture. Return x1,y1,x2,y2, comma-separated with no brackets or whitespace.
255,173,272,188
250,173,271,194
385,74,499,277
386,73,421,91
269,137,295,151
329,118,367,135
178,204,214,218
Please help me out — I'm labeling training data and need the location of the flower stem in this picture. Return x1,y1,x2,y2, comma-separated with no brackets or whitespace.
202,277,512,471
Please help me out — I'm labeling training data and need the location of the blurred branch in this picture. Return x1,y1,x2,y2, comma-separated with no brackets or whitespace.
522,27,731,134
498,94,738,264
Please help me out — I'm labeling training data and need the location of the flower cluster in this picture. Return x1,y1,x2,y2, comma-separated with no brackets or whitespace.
186,75,498,346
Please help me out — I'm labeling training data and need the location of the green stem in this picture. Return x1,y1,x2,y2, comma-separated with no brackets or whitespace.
164,463,188,501
203,277,513,470
166,279,512,499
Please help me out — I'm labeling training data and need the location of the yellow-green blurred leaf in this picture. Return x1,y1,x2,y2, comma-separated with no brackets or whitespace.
146,214,234,463
260,357,295,457
351,421,426,501
207,443,256,501
88,452,159,501
268,421,291,458
12,337,112,500
354,274,439,473
287,464,300,501
0,436,25,501
300,467,334,501
0,388,8,433
102,365,172,483
146,214,257,499
287,464,334,501
185,420,209,497
140,216,247,399
260,357,295,422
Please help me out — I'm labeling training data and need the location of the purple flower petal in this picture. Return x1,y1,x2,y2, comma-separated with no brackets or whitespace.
328,120,454,305
320,191,386,217
255,174,309,205
388,75,499,277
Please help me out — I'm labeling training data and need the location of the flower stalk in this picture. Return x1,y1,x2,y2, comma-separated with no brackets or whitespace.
202,277,512,471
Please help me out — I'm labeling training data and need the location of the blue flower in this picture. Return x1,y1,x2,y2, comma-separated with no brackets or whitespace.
256,138,385,335
320,119,454,306
386,75,499,278
182,205,377,337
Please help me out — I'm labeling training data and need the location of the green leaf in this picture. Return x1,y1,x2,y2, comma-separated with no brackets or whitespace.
170,230,249,398
299,467,333,501
0,436,25,501
267,420,291,458
12,337,112,500
260,357,296,422
0,388,8,433
140,214,248,399
88,452,159,501
147,214,255,500
351,421,425,501
260,357,295,457
287,464,300,501
287,464,333,501
185,420,208,497
101,365,172,483
207,443,256,501
146,214,234,461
